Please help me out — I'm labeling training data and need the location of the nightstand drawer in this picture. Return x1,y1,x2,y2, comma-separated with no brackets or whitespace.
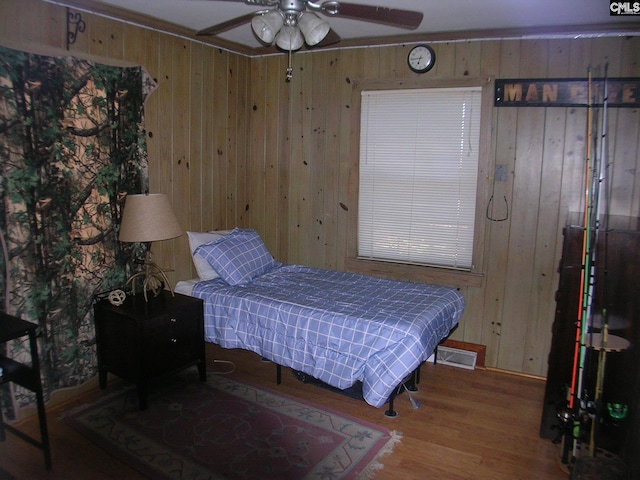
144,313,201,373
144,306,200,336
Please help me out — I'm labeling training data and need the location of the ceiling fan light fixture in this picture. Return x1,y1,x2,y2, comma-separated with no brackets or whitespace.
298,12,330,46
251,9,284,44
275,25,304,51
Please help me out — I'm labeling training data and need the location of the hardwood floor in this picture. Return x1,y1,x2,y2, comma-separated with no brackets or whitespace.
0,343,568,479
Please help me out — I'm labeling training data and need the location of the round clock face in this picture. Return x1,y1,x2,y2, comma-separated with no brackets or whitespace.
408,45,435,73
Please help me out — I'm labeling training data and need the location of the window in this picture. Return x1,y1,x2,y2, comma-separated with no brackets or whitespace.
357,86,482,271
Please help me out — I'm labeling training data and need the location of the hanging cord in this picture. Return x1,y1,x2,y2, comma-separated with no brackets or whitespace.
486,195,509,222
210,359,236,375
486,161,510,222
286,49,293,81
286,38,293,81
404,384,421,410
394,382,421,410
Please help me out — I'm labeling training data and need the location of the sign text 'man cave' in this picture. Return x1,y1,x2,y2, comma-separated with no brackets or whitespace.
494,78,640,107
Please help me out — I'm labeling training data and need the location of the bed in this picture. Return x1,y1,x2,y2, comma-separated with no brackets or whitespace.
177,228,464,414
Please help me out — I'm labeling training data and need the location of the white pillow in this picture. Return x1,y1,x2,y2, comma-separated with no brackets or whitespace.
187,230,232,279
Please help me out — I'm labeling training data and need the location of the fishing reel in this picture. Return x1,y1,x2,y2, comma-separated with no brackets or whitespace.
606,402,628,427
552,401,575,444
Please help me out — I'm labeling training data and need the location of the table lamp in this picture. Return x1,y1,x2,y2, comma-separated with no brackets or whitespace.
118,193,183,300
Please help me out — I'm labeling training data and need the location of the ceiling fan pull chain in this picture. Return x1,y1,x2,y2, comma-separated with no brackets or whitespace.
286,47,293,82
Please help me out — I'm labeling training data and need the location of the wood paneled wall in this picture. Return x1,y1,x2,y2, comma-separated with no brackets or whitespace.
2,0,639,377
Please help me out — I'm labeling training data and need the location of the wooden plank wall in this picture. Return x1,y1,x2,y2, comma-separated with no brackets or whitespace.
0,0,250,288
250,39,640,377
2,0,640,377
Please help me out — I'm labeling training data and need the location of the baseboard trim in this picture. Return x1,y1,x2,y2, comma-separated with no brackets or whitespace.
485,367,546,381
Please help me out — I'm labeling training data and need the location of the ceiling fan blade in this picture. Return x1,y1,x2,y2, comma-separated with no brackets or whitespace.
330,2,423,30
199,0,273,3
196,12,255,36
199,0,278,4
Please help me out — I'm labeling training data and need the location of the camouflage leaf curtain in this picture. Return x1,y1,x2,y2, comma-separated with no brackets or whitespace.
0,45,155,418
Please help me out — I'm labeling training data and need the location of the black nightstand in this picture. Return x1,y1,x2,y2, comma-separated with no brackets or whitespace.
93,290,206,410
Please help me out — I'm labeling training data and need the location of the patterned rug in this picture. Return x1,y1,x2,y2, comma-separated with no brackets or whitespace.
64,372,401,480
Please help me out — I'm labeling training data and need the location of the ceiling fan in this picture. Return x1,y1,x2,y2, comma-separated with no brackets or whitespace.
196,0,423,80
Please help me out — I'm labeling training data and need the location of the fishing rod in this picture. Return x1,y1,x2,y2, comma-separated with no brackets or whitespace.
581,64,604,422
589,62,610,456
560,67,590,463
564,65,598,462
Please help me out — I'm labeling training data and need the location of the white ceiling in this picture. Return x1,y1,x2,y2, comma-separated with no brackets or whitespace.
49,0,640,54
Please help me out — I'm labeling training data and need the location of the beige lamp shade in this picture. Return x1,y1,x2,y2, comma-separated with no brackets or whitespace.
119,193,183,243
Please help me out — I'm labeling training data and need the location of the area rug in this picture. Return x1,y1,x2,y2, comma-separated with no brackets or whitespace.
64,373,401,480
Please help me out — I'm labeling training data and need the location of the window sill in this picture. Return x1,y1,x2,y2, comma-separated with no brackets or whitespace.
344,257,484,288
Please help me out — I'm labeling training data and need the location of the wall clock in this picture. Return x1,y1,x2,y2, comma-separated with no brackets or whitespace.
408,44,436,74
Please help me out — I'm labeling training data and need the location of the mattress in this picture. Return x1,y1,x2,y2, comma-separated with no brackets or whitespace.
190,264,464,408
175,278,199,296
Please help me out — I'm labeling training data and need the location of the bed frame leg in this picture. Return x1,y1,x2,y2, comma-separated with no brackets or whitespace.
384,390,399,417
384,396,398,417
407,365,420,392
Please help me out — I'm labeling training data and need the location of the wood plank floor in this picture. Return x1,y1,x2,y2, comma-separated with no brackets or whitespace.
0,343,568,479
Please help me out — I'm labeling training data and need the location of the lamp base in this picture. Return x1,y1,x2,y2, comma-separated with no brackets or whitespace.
125,255,174,302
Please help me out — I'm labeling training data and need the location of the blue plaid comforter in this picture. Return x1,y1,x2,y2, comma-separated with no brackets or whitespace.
192,264,464,408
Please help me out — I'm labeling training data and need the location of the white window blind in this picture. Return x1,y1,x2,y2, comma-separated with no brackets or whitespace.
358,87,481,270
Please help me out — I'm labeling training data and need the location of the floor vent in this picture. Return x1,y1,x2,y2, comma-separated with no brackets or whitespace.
436,346,477,370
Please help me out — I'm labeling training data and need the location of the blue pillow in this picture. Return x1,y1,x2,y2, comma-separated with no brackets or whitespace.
194,228,278,286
